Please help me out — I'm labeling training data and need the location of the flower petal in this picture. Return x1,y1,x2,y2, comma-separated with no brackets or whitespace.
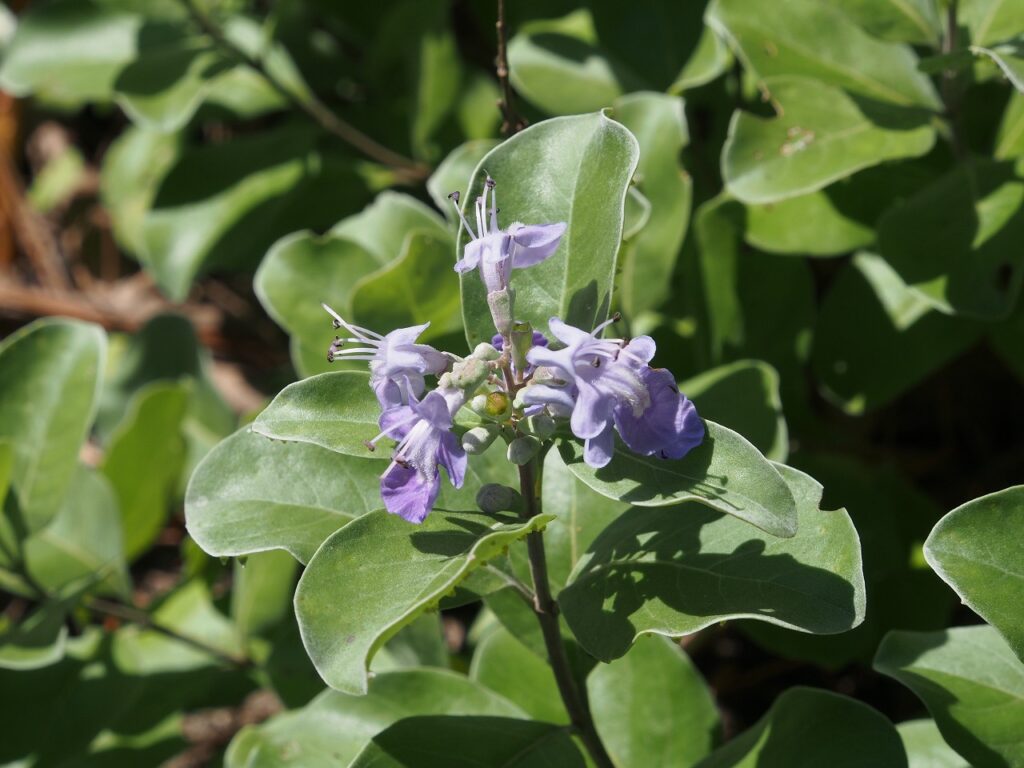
546,317,591,348
381,464,440,524
615,368,704,459
584,423,615,468
414,390,453,428
571,380,614,439
454,239,483,273
438,432,467,488
508,222,567,268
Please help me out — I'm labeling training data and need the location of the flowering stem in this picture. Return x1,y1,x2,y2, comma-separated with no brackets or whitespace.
518,456,615,768
495,0,526,135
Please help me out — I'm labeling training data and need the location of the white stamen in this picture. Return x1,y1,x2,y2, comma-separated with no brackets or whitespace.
449,191,478,239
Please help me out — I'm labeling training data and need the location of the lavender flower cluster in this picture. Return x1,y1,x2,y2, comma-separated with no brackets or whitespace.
324,177,704,523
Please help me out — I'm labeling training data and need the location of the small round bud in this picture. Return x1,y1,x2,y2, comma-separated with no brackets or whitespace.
450,357,490,390
525,412,556,440
462,425,498,454
507,435,541,466
472,342,501,361
471,394,489,413
476,483,523,514
485,391,511,419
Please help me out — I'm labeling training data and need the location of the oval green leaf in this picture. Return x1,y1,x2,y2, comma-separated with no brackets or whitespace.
559,464,864,661
557,420,797,538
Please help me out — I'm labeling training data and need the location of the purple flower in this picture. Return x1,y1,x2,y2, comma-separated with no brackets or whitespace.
369,388,467,524
323,304,449,409
525,316,703,468
450,177,566,294
491,331,548,351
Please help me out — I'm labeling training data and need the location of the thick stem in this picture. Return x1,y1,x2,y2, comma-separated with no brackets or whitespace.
495,0,525,135
518,459,615,768
180,0,428,182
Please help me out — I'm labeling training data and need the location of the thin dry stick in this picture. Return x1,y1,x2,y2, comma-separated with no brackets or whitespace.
495,0,526,135
180,0,429,183
0,156,71,289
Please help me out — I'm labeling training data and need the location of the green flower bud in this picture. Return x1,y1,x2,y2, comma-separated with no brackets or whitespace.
473,342,501,361
476,483,524,514
487,287,515,338
450,357,490,390
525,411,556,440
462,425,498,454
485,391,511,419
507,435,541,465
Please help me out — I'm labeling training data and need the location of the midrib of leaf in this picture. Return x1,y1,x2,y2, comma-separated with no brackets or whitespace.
886,0,934,41
574,556,853,616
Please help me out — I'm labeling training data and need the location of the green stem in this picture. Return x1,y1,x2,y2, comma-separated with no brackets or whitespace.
942,0,967,159
518,457,615,768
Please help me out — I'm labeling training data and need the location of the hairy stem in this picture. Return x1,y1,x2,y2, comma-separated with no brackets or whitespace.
87,597,251,670
180,0,429,182
518,458,614,768
495,0,526,135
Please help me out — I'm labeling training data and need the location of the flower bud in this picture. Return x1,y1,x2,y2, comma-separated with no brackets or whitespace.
510,321,534,373
473,342,500,361
449,357,490,391
476,483,523,514
507,435,541,465
485,391,511,419
525,411,556,440
487,287,515,338
462,425,498,454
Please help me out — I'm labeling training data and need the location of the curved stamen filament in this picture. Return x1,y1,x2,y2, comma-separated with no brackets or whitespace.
448,191,478,239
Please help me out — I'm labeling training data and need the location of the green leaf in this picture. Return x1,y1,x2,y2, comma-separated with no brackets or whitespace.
898,719,970,768
812,252,982,415
334,191,449,267
186,427,384,564
296,509,554,694
875,626,1024,768
996,92,1024,159
252,371,383,459
589,636,719,768
459,112,639,347
961,0,1024,47
0,318,105,534
427,139,501,224
100,125,182,258
0,0,149,106
141,124,368,300
101,381,189,561
0,601,68,670
559,464,864,661
255,229,380,377
706,0,941,107
693,687,906,768
373,614,448,672
350,716,584,768
878,160,1024,319
742,189,875,257
351,230,463,343
671,24,732,92
682,360,788,462
508,25,631,116
823,0,942,45
227,669,527,768
745,453,951,668
614,91,693,317
231,550,298,641
924,486,1024,663
557,420,797,538
723,76,935,204
971,36,1024,92
24,465,128,597
470,626,568,724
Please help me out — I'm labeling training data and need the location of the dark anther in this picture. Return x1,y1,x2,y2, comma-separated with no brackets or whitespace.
331,319,341,329
591,357,602,368
396,457,412,469
611,312,622,323
485,176,496,189
362,441,376,452
327,351,335,363
448,190,460,203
